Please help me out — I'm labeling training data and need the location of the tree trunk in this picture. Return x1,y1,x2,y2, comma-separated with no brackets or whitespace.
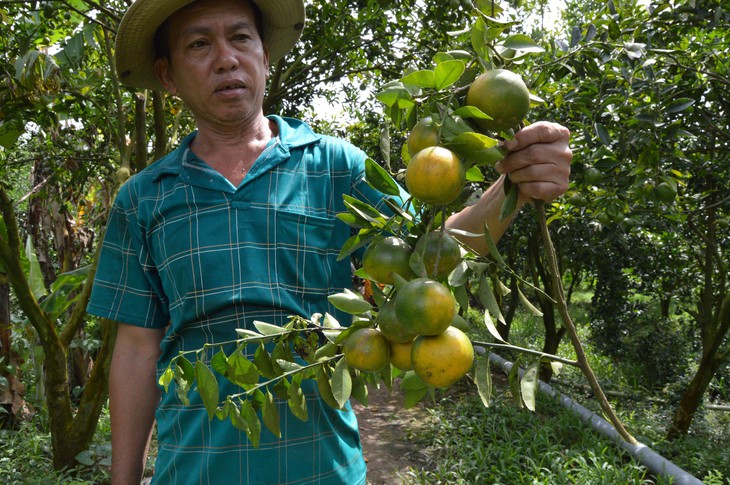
667,351,724,439
667,294,730,439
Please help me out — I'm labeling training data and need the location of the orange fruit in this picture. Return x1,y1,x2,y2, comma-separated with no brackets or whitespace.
466,69,530,133
377,299,417,344
343,328,391,372
394,277,455,336
362,236,414,285
389,339,414,371
411,326,474,388
407,116,440,156
412,230,462,279
405,146,466,206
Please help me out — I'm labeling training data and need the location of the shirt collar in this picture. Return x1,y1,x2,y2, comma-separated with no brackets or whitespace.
147,115,322,182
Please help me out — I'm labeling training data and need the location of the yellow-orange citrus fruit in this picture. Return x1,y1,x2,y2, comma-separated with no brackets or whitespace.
412,230,462,279
405,146,466,206
389,339,414,371
343,328,391,372
377,299,417,344
407,116,440,156
362,236,414,285
411,326,474,388
466,69,530,133
395,277,455,336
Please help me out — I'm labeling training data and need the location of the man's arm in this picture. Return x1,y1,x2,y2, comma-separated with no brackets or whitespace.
109,323,164,485
446,121,572,254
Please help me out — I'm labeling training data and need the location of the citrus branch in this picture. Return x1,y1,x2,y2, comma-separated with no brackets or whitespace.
471,340,578,367
534,199,637,445
226,356,341,401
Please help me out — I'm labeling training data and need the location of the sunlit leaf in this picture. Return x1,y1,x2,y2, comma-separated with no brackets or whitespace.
331,357,352,408
364,158,401,196
434,59,465,90
520,362,540,411
262,390,281,438
195,361,219,420
328,289,373,315
287,378,308,422
226,349,260,387
475,357,492,408
517,287,543,317
401,69,435,88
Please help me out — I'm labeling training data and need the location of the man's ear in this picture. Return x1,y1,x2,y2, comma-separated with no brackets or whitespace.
154,57,177,95
263,45,270,79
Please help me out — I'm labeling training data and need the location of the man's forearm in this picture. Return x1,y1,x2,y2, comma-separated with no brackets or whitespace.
109,326,163,485
446,175,523,255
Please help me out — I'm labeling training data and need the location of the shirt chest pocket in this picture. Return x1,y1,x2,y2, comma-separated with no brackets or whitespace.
267,210,337,298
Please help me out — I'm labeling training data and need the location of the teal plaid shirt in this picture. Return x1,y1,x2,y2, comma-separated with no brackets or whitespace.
88,116,404,484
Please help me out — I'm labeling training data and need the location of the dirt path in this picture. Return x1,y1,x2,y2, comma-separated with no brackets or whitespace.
351,383,432,485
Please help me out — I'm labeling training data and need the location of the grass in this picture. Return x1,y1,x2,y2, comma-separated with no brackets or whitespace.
399,388,664,484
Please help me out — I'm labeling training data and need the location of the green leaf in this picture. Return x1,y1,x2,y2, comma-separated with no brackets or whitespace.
434,59,465,90
517,287,543,317
316,365,342,410
478,276,506,327
210,349,228,376
520,362,539,411
327,289,373,315
499,183,519,221
23,237,48,300
158,367,174,393
240,399,262,448
253,344,277,379
276,359,303,373
400,371,429,408
195,361,219,420
508,357,523,409
595,122,611,145
331,357,353,408
376,81,413,107
665,98,695,114
502,34,545,52
40,265,90,318
262,390,281,438
483,222,505,266
342,195,387,227
475,357,492,408
483,308,506,343
364,158,401,196
253,321,285,336
287,378,308,422
226,349,260,387
173,356,195,405
337,230,377,261
350,372,369,406
401,69,435,89
229,401,250,434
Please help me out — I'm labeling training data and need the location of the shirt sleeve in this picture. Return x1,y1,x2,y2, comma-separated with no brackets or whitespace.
87,183,170,328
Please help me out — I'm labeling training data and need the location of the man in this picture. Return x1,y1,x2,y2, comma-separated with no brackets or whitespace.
87,0,571,483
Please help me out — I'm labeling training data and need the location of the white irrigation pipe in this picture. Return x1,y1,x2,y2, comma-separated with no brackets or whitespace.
484,351,705,485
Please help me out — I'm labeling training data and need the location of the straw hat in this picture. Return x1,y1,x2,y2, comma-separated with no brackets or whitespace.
115,0,305,91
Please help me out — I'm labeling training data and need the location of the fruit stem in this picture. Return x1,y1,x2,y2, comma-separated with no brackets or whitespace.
534,199,637,445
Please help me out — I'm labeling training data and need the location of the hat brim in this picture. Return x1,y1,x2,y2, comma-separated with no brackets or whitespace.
115,0,305,91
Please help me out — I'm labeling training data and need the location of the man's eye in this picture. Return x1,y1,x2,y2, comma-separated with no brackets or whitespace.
190,40,208,49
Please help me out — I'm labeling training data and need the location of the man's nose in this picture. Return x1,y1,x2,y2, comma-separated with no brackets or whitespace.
214,41,239,72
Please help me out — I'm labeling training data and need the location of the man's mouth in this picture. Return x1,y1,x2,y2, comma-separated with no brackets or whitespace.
216,81,246,93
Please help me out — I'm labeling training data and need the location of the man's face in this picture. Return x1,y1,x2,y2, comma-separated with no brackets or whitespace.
154,0,269,129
